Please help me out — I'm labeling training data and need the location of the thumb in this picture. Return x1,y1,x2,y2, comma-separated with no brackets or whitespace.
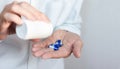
73,40,83,58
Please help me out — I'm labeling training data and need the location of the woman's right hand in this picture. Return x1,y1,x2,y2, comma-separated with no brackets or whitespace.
0,1,50,40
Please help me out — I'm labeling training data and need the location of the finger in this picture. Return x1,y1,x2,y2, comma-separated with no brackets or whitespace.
33,36,56,48
18,2,42,20
8,3,36,20
2,12,21,34
32,42,44,49
0,21,10,34
31,39,41,50
32,39,50,52
18,2,50,22
41,46,71,59
73,40,83,58
18,2,40,20
0,33,7,40
41,37,75,59
33,48,54,57
4,12,22,25
32,37,56,52
31,39,41,42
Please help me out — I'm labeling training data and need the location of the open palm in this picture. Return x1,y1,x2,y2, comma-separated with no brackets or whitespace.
32,30,83,59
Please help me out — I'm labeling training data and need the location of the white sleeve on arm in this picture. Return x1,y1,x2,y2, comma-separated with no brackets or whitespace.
54,0,83,36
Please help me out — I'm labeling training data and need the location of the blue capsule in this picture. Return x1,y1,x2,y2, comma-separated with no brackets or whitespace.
54,44,60,48
48,40,63,51
55,40,61,44
49,44,54,49
49,44,59,51
55,40,63,47
54,47,59,51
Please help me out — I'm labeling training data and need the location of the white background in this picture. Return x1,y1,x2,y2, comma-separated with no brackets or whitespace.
65,0,120,69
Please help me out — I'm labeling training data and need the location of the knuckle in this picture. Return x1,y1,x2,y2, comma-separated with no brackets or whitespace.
19,2,28,6
4,13,14,21
3,13,8,19
4,4,9,9
3,13,12,20
10,4,19,12
4,4,11,11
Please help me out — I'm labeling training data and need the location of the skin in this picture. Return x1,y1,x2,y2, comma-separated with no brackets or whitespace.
0,1,50,39
32,30,83,59
0,1,83,59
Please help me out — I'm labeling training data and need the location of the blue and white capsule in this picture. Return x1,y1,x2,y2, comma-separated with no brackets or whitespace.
48,44,59,51
49,44,55,49
48,40,63,51
55,40,63,47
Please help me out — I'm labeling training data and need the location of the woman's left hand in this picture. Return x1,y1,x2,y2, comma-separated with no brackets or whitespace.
32,30,83,59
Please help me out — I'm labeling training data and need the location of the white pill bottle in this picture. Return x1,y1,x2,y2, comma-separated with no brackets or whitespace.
16,18,53,40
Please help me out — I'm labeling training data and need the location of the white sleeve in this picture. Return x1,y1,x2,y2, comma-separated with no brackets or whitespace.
54,0,83,36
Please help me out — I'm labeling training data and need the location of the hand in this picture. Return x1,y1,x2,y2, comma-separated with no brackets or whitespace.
32,30,83,59
0,1,50,40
